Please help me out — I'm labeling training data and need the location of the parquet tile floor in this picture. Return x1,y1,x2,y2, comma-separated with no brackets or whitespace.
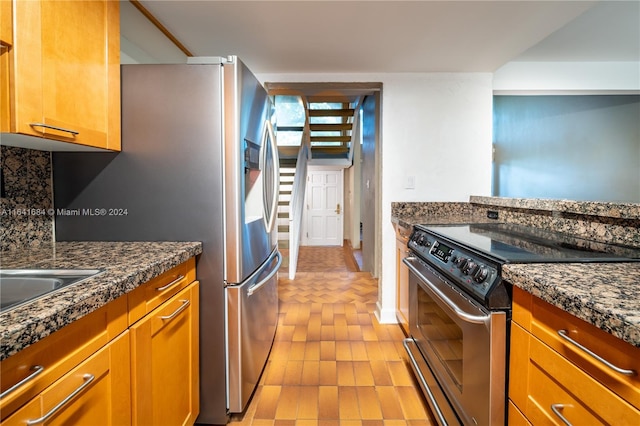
228,246,435,425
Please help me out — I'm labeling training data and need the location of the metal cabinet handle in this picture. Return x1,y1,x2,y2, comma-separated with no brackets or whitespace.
550,403,573,426
404,257,490,324
30,123,79,136
26,374,95,425
557,329,636,376
155,275,184,292
159,299,190,321
0,365,44,399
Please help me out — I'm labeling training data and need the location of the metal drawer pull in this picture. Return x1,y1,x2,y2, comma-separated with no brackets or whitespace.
557,329,636,376
26,373,95,425
155,274,184,291
0,365,44,399
159,299,190,321
30,123,79,136
550,403,573,426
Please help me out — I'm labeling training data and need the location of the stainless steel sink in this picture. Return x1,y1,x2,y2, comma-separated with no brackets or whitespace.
0,269,103,312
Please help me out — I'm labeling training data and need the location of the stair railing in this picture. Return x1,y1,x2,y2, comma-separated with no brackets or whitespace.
348,96,364,164
287,100,311,279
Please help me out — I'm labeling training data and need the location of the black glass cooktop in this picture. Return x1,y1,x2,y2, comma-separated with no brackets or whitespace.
420,223,640,263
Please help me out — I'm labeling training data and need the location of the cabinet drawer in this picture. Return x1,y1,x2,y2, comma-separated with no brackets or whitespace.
508,400,531,426
128,258,196,324
0,295,127,420
2,331,130,426
530,295,640,409
394,223,411,242
526,334,640,425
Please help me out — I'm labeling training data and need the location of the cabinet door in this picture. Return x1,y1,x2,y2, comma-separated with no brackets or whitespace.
0,0,10,45
130,281,200,426
395,235,409,334
394,224,411,335
10,0,120,150
1,331,131,426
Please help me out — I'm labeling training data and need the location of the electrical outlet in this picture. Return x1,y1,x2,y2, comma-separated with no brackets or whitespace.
487,210,499,220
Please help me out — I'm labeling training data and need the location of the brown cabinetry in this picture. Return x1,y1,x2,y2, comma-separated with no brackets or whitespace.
0,295,128,422
0,257,199,426
1,0,120,150
130,281,200,426
394,223,411,335
3,332,131,426
509,286,640,425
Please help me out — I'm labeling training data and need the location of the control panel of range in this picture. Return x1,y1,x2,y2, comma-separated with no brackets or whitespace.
408,228,499,300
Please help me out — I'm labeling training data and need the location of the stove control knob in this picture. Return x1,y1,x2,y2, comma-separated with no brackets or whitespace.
456,258,468,270
473,267,489,283
462,260,477,275
466,262,479,276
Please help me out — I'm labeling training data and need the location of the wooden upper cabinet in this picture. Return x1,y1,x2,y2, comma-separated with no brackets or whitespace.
0,1,11,46
4,0,120,150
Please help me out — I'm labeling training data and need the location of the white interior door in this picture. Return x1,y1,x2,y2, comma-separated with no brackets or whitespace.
304,169,344,246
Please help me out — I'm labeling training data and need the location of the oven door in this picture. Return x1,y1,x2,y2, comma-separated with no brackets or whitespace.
404,256,506,426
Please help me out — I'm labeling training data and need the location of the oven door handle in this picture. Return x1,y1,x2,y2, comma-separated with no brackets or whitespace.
404,257,490,325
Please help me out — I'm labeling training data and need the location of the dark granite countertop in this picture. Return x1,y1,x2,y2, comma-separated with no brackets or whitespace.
0,241,203,360
503,263,640,348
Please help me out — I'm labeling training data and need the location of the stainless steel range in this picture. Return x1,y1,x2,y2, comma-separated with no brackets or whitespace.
402,222,640,426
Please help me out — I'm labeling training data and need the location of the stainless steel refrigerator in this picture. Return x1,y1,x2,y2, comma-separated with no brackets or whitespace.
53,57,280,424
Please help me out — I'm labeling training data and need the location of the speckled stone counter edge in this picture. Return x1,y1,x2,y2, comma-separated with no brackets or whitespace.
390,197,640,348
470,196,640,219
0,241,203,361
503,263,640,348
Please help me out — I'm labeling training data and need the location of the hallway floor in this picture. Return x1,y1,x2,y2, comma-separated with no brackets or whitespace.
228,246,434,425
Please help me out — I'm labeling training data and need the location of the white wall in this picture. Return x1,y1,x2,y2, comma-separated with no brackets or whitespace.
493,61,640,93
258,72,494,323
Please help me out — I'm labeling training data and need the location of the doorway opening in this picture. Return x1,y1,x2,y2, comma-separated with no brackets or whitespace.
266,82,381,277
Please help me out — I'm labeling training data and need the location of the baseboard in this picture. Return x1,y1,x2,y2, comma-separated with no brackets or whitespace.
375,301,398,324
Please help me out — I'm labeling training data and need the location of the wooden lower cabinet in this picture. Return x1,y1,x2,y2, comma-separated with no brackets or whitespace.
509,286,640,425
394,224,410,335
1,258,200,426
2,331,130,426
130,281,200,426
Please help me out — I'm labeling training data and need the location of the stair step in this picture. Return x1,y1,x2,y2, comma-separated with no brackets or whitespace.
278,212,289,218
310,123,352,132
278,240,289,249
307,95,356,104
278,225,289,233
278,200,289,206
280,190,292,195
308,108,355,117
310,136,351,143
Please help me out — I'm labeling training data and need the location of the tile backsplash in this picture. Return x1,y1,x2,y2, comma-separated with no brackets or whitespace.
0,146,54,252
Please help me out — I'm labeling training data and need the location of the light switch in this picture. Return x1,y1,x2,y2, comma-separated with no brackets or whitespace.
405,175,415,189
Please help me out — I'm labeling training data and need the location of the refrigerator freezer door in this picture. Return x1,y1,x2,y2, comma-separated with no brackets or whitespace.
226,247,281,413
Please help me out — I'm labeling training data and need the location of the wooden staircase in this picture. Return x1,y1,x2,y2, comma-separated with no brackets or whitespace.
306,96,358,159
275,95,362,254
277,158,296,249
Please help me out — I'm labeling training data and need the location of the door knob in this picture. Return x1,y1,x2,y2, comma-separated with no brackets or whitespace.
335,203,341,214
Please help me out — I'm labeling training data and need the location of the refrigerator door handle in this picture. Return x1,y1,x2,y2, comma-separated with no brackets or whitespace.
261,119,280,232
248,250,282,296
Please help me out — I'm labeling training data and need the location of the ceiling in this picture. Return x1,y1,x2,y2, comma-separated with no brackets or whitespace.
121,0,640,74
